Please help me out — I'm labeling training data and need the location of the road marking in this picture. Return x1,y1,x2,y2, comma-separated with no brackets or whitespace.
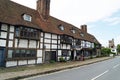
91,70,109,80
113,64,120,69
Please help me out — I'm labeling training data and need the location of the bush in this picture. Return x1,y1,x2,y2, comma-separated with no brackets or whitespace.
59,57,66,62
49,60,55,63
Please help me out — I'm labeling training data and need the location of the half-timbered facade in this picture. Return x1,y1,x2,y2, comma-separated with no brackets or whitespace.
0,0,101,67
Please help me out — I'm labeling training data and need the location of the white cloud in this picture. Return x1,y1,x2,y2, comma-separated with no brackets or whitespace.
104,17,120,25
115,36,120,46
11,0,120,27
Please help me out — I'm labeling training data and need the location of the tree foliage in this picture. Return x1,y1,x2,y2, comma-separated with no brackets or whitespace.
117,44,120,54
101,48,111,56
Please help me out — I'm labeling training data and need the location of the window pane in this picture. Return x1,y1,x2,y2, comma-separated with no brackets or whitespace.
8,50,13,58
26,50,31,57
31,50,36,57
14,50,20,57
21,50,26,57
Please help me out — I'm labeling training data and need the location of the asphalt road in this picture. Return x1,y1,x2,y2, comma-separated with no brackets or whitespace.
25,56,120,80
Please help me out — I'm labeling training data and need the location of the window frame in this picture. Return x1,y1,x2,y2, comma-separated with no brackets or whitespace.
23,14,32,22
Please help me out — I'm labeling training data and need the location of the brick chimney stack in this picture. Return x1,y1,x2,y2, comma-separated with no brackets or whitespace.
81,25,87,33
37,0,50,20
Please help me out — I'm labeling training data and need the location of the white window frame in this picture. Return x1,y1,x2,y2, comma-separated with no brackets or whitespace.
23,14,32,22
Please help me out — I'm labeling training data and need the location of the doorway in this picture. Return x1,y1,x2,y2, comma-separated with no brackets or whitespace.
0,48,5,67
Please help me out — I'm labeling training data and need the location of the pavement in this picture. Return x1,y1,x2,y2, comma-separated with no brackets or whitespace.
0,57,113,80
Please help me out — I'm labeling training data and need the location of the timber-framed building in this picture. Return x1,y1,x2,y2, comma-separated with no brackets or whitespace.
0,0,101,67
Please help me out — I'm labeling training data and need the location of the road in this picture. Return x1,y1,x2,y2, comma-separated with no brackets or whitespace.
25,56,120,80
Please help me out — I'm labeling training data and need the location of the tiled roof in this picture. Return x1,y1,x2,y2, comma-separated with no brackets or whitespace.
0,0,100,44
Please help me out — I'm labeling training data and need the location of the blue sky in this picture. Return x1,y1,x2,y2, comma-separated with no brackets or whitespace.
88,10,120,47
11,0,120,47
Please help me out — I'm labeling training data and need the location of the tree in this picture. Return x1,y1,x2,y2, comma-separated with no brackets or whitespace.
117,44,120,54
101,48,111,56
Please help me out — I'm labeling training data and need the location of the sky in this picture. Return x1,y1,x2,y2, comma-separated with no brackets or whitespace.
11,0,120,47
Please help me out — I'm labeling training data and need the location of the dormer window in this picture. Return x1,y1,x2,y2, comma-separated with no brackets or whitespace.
58,25,64,31
80,33,84,37
23,14,32,22
71,29,76,34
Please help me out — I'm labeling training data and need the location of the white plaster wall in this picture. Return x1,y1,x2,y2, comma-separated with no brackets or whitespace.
45,33,51,38
58,50,62,56
6,61,17,67
67,45,70,49
45,39,51,43
40,43,43,48
9,33,14,39
58,40,60,44
8,41,13,47
0,32,7,38
51,45,57,49
58,45,60,49
41,38,43,42
67,57,70,60
0,40,6,46
29,40,36,48
19,39,28,48
45,44,50,49
63,44,66,49
69,51,71,56
37,50,42,57
18,60,27,66
52,40,57,44
41,32,43,36
52,34,57,39
28,60,36,64
1,24,8,31
15,39,18,47
37,41,39,48
37,58,42,64
10,26,14,32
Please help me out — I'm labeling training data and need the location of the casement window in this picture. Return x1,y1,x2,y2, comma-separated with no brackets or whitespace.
62,50,69,56
23,14,32,22
80,33,84,37
71,29,76,34
15,27,39,39
7,49,36,59
7,50,14,58
58,25,64,31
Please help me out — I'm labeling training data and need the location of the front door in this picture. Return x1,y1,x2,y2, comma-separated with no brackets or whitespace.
51,51,56,61
0,48,5,67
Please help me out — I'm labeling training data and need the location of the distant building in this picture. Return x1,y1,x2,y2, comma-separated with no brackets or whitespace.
0,0,101,67
109,39,117,53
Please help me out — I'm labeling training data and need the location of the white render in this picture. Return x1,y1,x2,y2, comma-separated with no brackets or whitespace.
44,39,51,43
0,32,7,38
6,61,17,67
45,33,51,38
19,39,28,48
0,39,6,47
58,50,62,56
52,34,57,39
8,41,13,47
10,26,14,32
51,44,57,49
29,40,36,48
1,24,8,31
37,50,42,57
37,58,42,64
28,60,36,64
18,60,27,66
9,33,14,39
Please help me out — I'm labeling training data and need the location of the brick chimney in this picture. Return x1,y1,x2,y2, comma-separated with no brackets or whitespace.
37,0,50,20
81,25,87,33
